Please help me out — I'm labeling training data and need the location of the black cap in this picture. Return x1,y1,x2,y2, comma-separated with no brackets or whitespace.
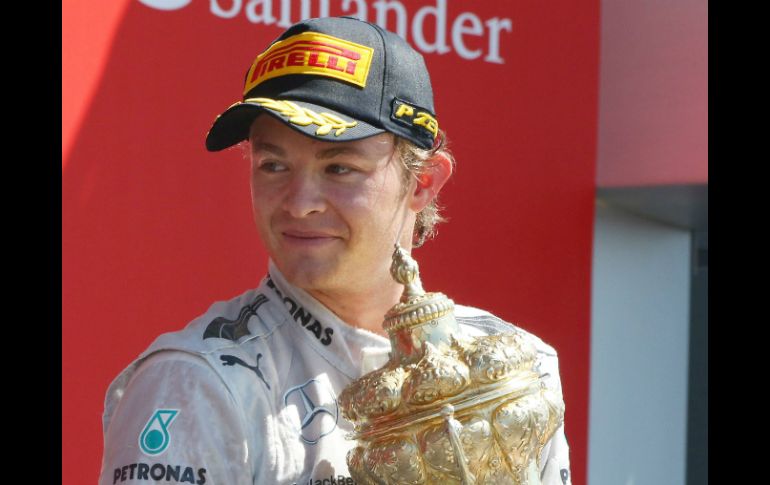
205,16,439,151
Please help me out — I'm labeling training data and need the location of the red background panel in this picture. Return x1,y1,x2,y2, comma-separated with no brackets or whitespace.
63,1,599,483
596,0,708,187
62,0,133,164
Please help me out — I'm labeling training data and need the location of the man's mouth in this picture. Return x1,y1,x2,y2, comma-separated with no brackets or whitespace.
280,230,341,246
282,230,338,238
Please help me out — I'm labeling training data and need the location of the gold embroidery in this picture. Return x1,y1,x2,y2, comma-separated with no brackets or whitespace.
394,103,415,118
413,112,438,137
246,97,357,136
393,101,438,138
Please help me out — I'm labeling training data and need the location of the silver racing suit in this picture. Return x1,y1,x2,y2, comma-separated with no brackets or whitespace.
99,261,572,485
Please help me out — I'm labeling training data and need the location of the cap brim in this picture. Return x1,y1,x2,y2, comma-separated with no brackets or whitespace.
205,98,386,151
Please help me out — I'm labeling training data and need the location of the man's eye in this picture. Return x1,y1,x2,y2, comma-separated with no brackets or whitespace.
326,164,353,175
258,161,287,173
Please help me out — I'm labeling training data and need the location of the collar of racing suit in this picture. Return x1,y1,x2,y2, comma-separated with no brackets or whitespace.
264,260,392,379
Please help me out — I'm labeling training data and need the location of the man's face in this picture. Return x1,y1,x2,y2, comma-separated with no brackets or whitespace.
248,115,415,296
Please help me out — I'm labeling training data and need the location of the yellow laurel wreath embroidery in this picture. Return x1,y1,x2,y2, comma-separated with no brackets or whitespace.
246,97,357,136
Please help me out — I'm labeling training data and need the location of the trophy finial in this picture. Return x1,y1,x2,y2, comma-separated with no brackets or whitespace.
390,244,425,300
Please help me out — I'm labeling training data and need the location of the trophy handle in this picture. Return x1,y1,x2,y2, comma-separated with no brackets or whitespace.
441,404,476,485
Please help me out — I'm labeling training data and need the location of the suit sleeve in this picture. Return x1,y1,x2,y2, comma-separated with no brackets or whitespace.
98,350,255,485
537,350,572,485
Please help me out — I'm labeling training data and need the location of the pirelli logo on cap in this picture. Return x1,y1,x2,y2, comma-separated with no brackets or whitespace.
244,32,374,94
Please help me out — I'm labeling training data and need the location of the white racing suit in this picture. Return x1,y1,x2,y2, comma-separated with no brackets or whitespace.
99,261,572,485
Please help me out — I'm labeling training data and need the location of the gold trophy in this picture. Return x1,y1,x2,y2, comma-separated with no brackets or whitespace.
339,246,565,484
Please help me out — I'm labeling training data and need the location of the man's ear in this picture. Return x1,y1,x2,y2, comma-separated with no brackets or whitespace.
408,152,453,212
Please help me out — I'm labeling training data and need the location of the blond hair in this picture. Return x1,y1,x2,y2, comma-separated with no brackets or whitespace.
395,129,455,247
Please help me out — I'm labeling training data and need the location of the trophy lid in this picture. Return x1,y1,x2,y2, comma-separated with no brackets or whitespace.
382,245,459,361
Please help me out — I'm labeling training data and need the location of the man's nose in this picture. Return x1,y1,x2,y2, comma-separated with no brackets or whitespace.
281,172,326,218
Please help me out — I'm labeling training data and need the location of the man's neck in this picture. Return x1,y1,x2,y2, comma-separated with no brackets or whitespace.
306,281,403,337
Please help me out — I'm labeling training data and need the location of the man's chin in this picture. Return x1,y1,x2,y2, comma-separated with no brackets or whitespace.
274,259,340,293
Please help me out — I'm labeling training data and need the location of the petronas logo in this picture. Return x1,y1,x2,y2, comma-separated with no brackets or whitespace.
139,409,179,456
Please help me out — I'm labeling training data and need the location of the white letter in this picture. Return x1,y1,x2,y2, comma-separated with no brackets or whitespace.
484,17,512,64
341,0,367,21
373,0,407,40
412,0,450,54
245,0,275,24
300,0,329,20
210,0,242,18
451,12,483,60
277,0,292,27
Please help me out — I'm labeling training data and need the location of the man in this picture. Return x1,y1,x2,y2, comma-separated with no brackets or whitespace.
99,16,571,485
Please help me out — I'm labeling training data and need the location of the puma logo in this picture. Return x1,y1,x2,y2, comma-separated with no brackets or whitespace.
221,353,270,390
